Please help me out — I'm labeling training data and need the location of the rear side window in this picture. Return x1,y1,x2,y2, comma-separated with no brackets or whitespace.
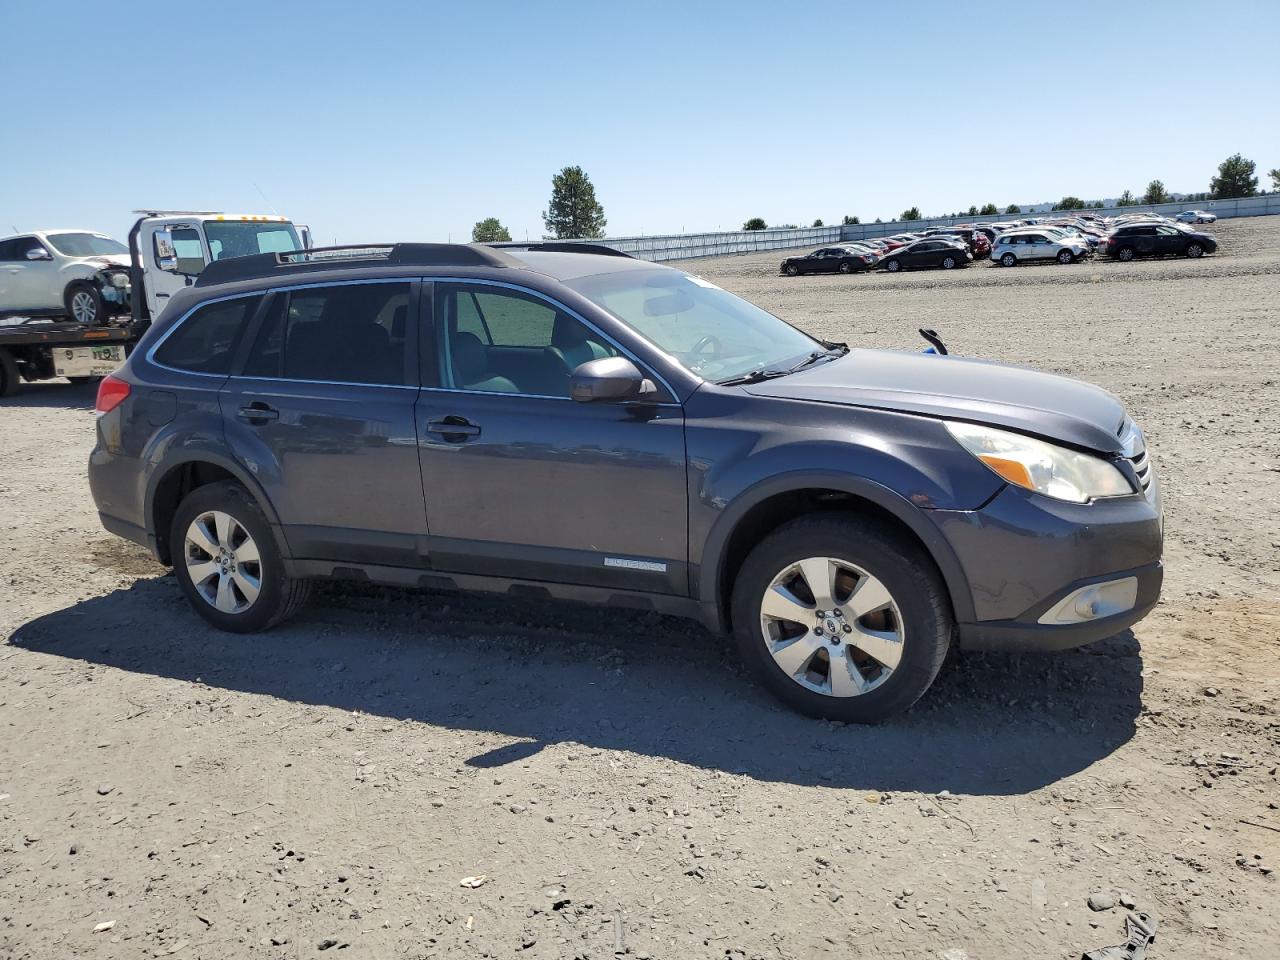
242,282,412,386
153,296,261,375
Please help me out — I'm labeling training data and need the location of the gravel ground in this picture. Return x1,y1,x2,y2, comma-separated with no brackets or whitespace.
1,217,1277,960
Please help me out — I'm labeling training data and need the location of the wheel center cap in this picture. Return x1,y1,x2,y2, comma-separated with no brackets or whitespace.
824,618,839,634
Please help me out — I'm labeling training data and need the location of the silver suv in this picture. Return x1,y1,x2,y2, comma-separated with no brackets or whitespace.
991,229,1089,267
0,230,132,323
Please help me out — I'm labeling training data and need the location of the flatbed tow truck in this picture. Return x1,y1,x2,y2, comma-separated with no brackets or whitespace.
0,211,310,397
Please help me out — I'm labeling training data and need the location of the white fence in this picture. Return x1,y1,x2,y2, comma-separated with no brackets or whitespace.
838,194,1280,242
555,226,843,262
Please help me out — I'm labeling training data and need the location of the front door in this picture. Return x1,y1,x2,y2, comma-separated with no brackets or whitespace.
416,281,689,595
220,280,428,565
140,222,205,318
1155,225,1183,255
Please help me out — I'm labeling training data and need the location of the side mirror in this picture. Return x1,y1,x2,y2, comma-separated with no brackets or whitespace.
25,247,52,261
154,229,180,273
570,356,656,403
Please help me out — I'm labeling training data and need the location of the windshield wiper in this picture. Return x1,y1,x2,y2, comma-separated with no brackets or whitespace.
715,346,846,386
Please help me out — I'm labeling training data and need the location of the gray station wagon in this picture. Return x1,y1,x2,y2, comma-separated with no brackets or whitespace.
89,242,1163,722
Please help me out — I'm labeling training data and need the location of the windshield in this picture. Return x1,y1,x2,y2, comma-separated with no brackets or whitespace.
565,268,821,382
204,221,300,261
46,233,127,257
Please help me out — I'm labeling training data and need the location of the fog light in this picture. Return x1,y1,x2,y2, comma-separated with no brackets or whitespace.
1038,577,1138,626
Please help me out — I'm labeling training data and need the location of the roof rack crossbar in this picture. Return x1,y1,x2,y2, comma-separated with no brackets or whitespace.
194,242,523,287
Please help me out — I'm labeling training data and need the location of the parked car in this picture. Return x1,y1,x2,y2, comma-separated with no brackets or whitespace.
781,247,876,275
1104,223,1217,261
991,230,1089,266
877,238,973,272
934,229,991,260
0,230,132,324
1175,210,1217,224
87,241,1162,723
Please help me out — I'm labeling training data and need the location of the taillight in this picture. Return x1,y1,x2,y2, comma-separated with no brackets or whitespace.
96,375,131,414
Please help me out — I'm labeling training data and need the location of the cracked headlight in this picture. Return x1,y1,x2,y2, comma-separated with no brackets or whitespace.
109,273,130,288
945,421,1134,503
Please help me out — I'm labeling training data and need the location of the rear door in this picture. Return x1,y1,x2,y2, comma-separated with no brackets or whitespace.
6,236,57,309
414,281,689,595
1130,225,1157,255
220,279,429,566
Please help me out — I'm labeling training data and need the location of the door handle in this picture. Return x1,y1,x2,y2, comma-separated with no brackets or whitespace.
237,402,279,424
425,417,481,442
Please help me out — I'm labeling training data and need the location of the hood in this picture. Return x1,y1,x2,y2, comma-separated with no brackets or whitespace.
744,349,1127,453
84,254,131,269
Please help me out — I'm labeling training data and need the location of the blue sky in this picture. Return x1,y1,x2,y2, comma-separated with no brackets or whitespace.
5,0,1278,244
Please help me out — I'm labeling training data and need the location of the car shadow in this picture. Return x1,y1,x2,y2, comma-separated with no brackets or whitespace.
1,378,98,409
9,576,1144,796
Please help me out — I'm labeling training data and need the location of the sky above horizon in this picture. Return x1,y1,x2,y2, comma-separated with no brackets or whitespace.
5,0,1279,244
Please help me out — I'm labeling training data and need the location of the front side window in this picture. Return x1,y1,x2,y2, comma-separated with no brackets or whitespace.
153,296,262,375
436,283,618,397
168,227,206,275
565,268,821,383
45,233,127,257
242,282,411,386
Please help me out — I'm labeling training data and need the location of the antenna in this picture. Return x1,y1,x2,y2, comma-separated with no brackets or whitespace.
252,182,279,216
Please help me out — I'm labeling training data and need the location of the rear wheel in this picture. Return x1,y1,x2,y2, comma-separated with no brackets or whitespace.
171,481,311,633
1116,246,1135,262
1185,242,1204,258
838,261,854,274
1000,252,1017,267
886,259,901,272
1057,249,1075,264
0,348,19,397
730,513,953,722
64,282,104,325
941,255,957,269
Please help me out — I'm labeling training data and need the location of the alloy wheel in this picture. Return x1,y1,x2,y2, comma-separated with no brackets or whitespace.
184,510,263,614
1186,243,1203,258
758,556,905,698
71,291,97,323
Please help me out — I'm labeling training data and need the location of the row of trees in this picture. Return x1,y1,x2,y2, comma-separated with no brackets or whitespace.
474,155,1280,243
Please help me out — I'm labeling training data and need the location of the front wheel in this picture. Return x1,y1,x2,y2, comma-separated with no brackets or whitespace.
885,259,901,272
785,264,800,277
1057,249,1075,264
941,255,957,269
730,513,953,722
0,348,19,398
64,281,104,325
171,481,311,633
1000,253,1017,267
1185,242,1204,258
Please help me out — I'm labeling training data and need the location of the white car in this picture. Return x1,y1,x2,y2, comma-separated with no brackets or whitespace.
0,230,132,324
991,229,1089,266
1175,210,1217,224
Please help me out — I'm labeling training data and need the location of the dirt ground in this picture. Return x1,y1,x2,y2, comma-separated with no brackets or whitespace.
2,217,1277,960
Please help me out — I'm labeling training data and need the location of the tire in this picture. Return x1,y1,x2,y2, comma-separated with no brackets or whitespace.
0,348,19,398
1116,247,1135,262
885,259,901,272
64,281,104,325
1185,242,1204,258
1000,253,1017,267
170,480,311,633
785,264,800,277
838,261,853,274
941,256,957,269
730,513,953,723
1057,249,1075,264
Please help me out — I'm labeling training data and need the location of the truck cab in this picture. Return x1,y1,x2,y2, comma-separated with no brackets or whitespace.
132,212,309,321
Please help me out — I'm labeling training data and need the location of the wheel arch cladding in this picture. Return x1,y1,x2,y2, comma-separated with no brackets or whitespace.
147,455,284,566
702,474,975,632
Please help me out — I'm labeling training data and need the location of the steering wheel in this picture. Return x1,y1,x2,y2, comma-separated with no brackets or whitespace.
690,335,722,360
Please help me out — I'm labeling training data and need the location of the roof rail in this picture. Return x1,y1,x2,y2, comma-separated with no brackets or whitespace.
194,242,523,287
489,242,633,259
